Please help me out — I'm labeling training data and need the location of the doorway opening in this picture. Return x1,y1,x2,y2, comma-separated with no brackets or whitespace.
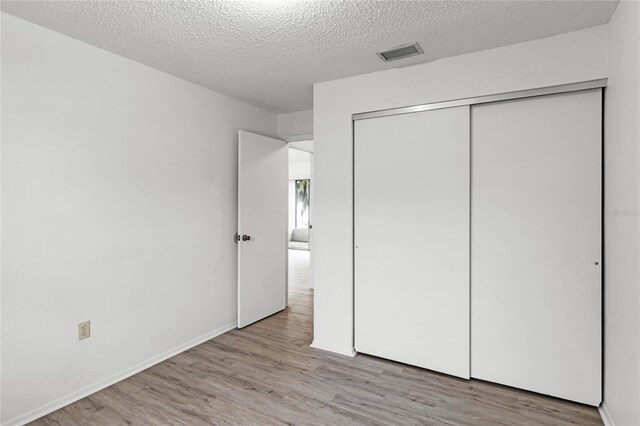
287,143,313,303
236,131,313,329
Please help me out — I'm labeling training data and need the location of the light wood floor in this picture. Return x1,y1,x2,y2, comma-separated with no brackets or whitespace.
32,250,602,425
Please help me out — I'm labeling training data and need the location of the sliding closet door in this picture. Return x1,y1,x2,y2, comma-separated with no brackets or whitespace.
355,106,470,378
471,90,602,405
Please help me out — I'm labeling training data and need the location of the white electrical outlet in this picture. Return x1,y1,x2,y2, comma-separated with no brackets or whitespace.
78,320,90,340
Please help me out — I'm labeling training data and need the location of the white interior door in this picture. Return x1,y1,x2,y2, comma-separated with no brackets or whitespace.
354,106,470,378
471,90,602,405
238,130,288,328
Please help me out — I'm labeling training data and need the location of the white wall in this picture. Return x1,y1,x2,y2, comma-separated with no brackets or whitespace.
603,1,640,425
288,139,314,153
0,12,4,425
1,13,276,425
312,25,609,356
277,109,313,141
289,148,311,180
288,180,296,235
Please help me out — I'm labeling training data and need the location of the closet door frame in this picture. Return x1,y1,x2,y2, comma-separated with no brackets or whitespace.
350,78,606,380
352,79,606,122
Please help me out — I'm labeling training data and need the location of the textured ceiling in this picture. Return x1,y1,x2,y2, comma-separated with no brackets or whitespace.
1,0,618,113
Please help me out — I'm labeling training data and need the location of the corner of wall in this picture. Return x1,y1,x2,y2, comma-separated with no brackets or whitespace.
277,109,314,141
599,403,616,426
603,0,640,425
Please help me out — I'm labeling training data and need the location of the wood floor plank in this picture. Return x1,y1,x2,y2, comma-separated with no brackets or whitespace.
30,250,602,425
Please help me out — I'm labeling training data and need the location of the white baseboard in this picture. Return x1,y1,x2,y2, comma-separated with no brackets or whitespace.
2,322,237,426
599,403,615,426
310,340,356,357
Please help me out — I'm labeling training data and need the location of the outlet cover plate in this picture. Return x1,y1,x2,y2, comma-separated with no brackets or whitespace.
78,320,90,340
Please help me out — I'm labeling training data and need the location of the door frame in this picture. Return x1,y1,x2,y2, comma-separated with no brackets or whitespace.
287,139,314,290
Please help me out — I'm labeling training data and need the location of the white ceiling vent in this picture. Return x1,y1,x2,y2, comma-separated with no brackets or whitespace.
377,42,424,62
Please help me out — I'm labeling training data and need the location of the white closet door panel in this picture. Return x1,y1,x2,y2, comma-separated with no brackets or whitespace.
471,90,602,405
355,106,470,379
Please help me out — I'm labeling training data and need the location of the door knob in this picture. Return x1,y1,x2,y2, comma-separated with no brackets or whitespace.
242,234,251,241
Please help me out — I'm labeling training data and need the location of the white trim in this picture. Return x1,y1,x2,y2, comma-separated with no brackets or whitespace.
352,78,607,121
310,340,356,357
2,322,237,426
599,403,615,426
